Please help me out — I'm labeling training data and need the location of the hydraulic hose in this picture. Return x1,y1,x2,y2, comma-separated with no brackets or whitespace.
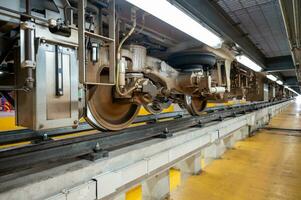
115,9,137,96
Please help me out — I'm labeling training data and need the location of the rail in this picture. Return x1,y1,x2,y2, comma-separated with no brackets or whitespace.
0,99,291,173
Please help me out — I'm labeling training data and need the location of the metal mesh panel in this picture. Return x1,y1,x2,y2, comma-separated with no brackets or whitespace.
217,0,290,57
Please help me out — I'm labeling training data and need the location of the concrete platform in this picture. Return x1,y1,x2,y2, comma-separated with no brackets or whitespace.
0,101,291,200
171,101,301,200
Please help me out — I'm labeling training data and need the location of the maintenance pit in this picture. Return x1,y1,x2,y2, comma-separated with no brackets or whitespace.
0,101,291,200
0,0,301,199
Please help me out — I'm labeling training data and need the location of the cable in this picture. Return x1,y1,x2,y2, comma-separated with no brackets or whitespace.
115,9,137,96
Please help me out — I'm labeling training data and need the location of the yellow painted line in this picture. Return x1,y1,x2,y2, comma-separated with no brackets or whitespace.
130,122,146,127
79,117,86,123
138,105,174,116
206,103,216,108
0,116,24,131
52,130,98,140
169,168,181,192
0,141,31,149
207,100,249,108
223,101,234,106
126,185,142,200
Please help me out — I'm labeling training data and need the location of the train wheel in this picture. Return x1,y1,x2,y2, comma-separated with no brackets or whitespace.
85,67,140,131
85,85,140,131
184,95,207,116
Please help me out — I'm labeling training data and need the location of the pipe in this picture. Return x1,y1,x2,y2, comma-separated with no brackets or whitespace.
207,76,225,94
209,87,226,94
115,9,137,96
292,0,300,48
26,0,31,15
24,0,34,89
279,0,301,85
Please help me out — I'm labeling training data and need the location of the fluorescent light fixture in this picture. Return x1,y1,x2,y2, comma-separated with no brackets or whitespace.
235,55,262,72
266,74,277,82
126,0,223,48
276,80,283,85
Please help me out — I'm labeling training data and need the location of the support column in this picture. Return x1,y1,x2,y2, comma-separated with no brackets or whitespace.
215,140,226,157
223,133,237,149
142,170,170,200
174,152,202,180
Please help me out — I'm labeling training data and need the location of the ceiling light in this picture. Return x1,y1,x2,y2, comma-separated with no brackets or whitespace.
235,55,262,72
0,71,3,75
276,80,283,85
126,0,223,48
266,74,277,82
284,85,289,89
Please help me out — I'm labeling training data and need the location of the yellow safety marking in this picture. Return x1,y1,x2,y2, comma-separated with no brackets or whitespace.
138,105,174,115
126,185,142,200
0,141,30,149
52,130,98,140
207,99,249,108
200,152,206,170
223,101,234,106
130,122,146,127
240,99,247,104
169,168,181,192
0,116,24,131
206,103,216,108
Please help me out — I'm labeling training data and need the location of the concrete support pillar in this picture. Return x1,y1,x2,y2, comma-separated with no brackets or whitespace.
142,170,170,200
202,144,216,167
202,139,226,168
223,126,249,149
223,133,237,149
216,140,226,157
240,126,249,139
174,152,202,180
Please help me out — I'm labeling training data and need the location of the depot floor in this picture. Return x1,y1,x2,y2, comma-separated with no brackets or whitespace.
171,101,301,200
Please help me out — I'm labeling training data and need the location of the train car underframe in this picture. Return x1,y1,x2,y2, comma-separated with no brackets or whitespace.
0,0,291,132
0,1,300,200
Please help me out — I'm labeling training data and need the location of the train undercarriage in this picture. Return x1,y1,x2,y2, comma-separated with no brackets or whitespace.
0,0,289,131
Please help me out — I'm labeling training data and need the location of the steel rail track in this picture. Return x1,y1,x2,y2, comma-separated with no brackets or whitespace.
0,111,185,145
0,99,290,173
0,104,239,145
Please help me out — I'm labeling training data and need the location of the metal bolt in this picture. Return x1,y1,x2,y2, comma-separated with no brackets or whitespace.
72,120,79,129
164,128,169,133
95,142,101,151
43,134,48,140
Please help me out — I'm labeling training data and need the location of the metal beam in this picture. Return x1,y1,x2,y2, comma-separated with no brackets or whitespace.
174,0,266,67
265,56,295,72
284,76,298,86
279,0,301,90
